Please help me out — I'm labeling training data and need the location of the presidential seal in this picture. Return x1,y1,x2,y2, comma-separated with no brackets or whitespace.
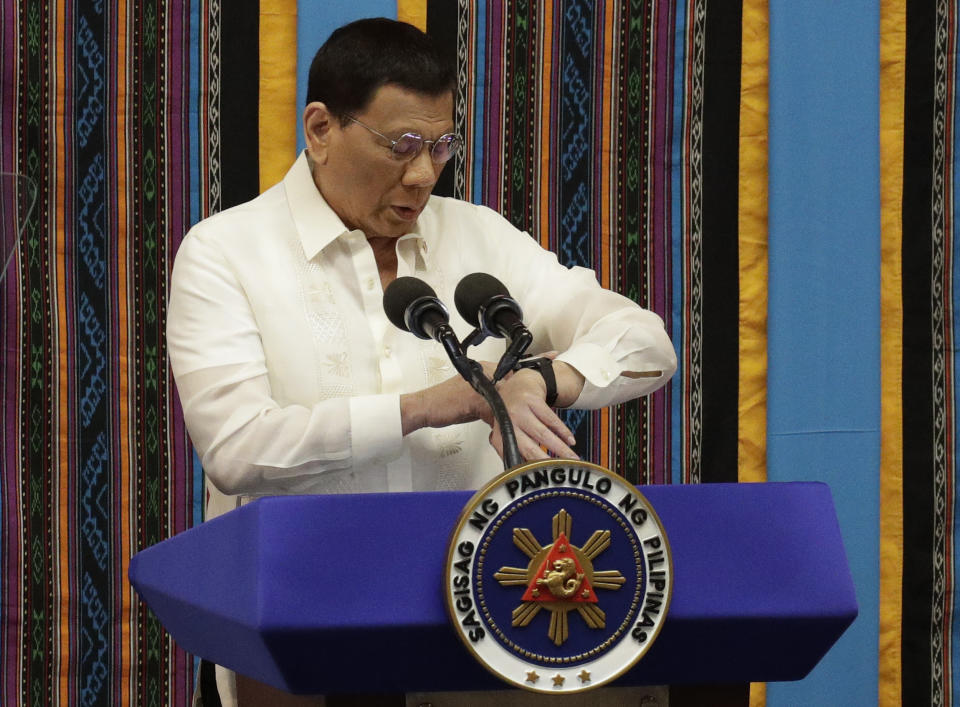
445,460,672,693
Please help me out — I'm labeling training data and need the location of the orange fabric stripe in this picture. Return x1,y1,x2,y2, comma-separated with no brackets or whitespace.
539,1,554,251
54,0,69,699
878,0,905,702
116,0,132,702
598,2,617,466
599,2,614,293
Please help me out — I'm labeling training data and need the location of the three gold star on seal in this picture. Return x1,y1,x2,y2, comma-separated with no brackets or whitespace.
493,509,626,646
524,669,591,685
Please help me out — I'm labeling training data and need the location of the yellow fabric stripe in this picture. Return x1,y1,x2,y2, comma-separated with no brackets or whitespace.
878,0,905,703
598,2,616,466
738,0,768,486
398,0,428,31
117,0,132,699
259,0,298,192
538,1,554,252
54,0,69,697
739,1,769,703
598,1,615,292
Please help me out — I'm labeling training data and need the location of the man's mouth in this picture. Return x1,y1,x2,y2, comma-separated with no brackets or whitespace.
392,205,421,221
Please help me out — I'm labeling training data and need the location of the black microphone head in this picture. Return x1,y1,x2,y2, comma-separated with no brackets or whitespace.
454,272,511,328
383,276,438,332
384,276,450,340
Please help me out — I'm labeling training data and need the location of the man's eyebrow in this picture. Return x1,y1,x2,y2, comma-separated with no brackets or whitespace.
390,125,455,136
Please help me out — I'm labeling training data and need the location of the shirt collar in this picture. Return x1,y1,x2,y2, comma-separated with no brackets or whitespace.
283,151,351,260
283,150,435,263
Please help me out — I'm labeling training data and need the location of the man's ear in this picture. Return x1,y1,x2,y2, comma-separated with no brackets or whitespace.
303,102,334,163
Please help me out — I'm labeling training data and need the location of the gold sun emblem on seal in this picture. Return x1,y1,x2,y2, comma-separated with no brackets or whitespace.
493,509,626,646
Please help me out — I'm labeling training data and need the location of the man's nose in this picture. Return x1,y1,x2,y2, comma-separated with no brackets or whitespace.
402,148,441,189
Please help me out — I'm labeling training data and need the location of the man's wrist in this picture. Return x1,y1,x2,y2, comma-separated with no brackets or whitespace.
515,357,558,407
399,391,426,435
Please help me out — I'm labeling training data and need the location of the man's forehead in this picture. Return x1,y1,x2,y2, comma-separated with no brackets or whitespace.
361,85,454,128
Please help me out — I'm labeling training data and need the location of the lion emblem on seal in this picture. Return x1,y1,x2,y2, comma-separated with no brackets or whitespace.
537,557,585,599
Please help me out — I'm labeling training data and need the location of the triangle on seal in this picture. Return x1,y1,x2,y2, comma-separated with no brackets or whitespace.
521,532,598,603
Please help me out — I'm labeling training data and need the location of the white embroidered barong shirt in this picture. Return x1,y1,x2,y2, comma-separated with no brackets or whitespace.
167,153,677,519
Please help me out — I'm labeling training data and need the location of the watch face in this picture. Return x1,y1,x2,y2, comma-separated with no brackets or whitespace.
445,460,672,694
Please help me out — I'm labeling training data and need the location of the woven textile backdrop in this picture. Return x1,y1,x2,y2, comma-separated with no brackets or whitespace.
0,2,200,705
880,1,960,705
11,0,950,706
0,1,753,703
418,0,748,486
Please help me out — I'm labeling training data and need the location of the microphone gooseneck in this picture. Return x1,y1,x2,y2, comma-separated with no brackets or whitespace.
383,276,522,470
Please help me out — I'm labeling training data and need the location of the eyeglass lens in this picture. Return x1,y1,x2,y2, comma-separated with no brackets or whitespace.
393,133,461,164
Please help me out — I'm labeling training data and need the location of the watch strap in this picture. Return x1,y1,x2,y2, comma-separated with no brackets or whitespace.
516,357,558,407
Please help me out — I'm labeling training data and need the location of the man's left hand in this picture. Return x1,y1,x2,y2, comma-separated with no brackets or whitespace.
488,357,585,462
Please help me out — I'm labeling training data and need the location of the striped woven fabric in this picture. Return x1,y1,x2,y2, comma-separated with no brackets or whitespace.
423,0,746,487
0,0,776,704
0,1,205,703
880,0,960,704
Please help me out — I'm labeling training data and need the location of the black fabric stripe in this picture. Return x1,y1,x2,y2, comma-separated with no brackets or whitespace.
900,1,936,702
132,0,171,697
502,2,538,232
425,1,457,199
20,0,56,701
619,1,655,485
698,1,742,483
218,0,259,209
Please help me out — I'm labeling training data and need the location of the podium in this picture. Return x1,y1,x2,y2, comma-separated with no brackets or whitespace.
129,481,857,695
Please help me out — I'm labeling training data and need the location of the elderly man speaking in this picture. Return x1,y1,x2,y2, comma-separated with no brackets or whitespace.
167,17,676,707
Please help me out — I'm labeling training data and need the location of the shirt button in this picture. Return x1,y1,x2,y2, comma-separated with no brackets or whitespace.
365,277,376,291
384,346,392,358
601,369,611,380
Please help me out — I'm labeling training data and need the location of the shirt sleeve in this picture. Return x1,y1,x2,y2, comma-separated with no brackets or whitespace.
468,206,678,410
167,228,403,497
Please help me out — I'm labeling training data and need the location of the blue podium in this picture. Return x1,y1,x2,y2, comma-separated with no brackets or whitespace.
129,482,857,694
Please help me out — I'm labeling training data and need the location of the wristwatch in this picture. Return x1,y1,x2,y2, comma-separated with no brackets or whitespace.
515,357,558,407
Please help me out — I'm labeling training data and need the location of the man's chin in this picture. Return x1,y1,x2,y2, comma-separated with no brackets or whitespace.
377,214,419,237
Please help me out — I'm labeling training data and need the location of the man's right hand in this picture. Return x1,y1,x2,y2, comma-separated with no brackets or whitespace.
400,360,581,463
399,362,497,435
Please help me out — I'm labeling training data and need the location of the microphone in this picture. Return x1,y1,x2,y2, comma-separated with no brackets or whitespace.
383,275,523,470
454,272,527,340
454,273,533,382
383,276,451,342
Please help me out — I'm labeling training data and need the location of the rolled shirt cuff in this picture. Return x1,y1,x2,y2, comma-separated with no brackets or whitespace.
556,343,619,409
556,342,668,409
349,393,404,469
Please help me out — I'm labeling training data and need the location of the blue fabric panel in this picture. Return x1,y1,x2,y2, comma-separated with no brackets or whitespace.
295,1,397,153
767,1,880,705
189,0,204,526
471,14,485,202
